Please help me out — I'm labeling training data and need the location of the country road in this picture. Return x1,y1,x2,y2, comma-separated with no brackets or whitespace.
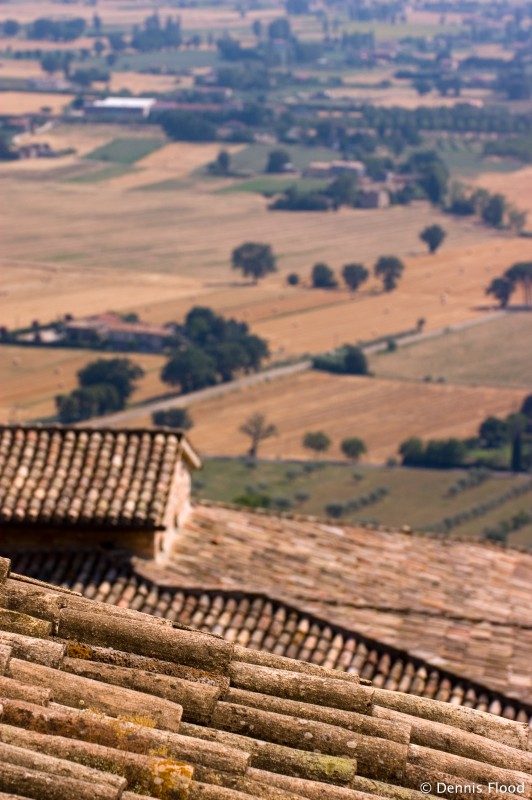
87,309,506,428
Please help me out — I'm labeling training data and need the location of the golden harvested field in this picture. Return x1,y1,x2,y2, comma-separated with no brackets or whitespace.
0,58,42,79
0,345,166,423
474,166,532,217
1,156,530,356
172,372,525,463
327,84,488,109
0,1,279,29
251,237,532,357
108,72,179,95
0,91,74,114
0,264,205,331
106,141,245,190
2,36,96,51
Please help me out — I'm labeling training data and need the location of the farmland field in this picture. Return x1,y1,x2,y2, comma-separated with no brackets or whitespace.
0,91,74,114
371,312,532,388
108,72,179,95
326,84,490,110
3,148,530,353
0,263,204,332
154,371,524,464
86,137,165,165
0,345,166,423
473,166,532,217
193,458,532,547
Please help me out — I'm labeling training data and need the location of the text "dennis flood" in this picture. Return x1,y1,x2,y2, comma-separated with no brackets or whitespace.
419,783,526,795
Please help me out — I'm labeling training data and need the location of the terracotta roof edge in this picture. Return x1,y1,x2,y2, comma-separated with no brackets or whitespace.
192,499,532,553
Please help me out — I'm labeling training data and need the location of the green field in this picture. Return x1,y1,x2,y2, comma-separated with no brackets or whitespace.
85,137,165,165
230,144,340,174
437,138,522,178
192,458,532,546
68,163,138,183
114,50,220,71
220,176,330,195
371,313,532,389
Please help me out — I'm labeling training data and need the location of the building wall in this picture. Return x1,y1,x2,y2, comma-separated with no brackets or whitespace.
0,527,156,559
159,458,193,559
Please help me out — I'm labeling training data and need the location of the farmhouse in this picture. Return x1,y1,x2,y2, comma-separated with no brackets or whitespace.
304,159,366,179
358,188,390,209
84,96,156,121
0,425,201,558
64,312,174,351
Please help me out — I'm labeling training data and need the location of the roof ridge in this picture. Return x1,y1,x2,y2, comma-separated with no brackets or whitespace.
0,423,185,438
194,499,532,554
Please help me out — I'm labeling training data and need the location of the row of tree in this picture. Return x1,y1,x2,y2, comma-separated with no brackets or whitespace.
238,412,367,461
229,242,410,293
399,394,532,472
308,256,405,292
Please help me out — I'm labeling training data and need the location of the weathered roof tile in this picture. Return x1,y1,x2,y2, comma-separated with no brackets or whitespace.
0,556,530,799
0,426,200,529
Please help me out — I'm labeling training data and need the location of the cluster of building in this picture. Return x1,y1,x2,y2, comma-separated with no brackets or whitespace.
63,312,174,352
82,91,240,122
303,159,392,208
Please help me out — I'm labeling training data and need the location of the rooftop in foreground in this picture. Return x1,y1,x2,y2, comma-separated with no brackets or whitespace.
0,555,531,800
144,501,532,705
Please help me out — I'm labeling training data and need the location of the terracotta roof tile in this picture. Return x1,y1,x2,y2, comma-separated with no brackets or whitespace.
138,502,532,705
4,550,531,726
0,554,531,799
0,426,200,529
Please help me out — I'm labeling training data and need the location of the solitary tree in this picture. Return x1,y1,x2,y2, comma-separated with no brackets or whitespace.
240,413,277,458
374,256,405,292
341,437,367,462
420,224,446,254
482,194,506,228
521,394,532,423
486,276,513,308
152,408,193,430
266,149,291,173
303,431,331,456
215,149,231,174
343,345,368,375
286,272,300,286
77,358,144,408
232,242,277,283
342,263,368,293
420,163,448,205
93,38,105,57
507,413,528,472
505,262,532,306
311,263,337,289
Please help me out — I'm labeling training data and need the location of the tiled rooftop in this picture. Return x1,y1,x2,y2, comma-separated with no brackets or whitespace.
0,426,200,529
1,554,531,800
5,549,531,725
144,502,532,705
